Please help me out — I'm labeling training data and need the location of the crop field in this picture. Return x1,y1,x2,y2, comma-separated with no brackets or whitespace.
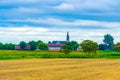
0,59,120,80
0,50,120,80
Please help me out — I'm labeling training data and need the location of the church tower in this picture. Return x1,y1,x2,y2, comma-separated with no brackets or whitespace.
66,32,70,42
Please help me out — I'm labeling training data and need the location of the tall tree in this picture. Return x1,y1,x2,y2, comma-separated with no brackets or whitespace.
0,43,3,50
8,43,15,50
19,41,26,50
114,42,120,53
3,43,9,50
37,40,48,50
29,41,37,50
66,41,79,50
62,44,72,54
103,34,114,50
0,43,15,50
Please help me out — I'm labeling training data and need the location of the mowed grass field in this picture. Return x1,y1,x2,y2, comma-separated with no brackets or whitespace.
0,59,120,80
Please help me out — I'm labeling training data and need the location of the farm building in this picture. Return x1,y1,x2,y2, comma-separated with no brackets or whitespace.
15,44,31,50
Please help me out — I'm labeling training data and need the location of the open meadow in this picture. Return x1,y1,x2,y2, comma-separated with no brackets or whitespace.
0,59,120,80
0,50,120,60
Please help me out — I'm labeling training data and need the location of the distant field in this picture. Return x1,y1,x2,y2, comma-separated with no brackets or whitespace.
0,59,120,80
0,50,120,60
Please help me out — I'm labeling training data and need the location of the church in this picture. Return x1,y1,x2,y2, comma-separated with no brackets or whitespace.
48,32,70,51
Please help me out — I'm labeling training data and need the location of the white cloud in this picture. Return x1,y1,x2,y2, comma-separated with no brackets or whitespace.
3,18,120,29
0,0,40,4
65,0,119,11
1,18,120,44
11,7,41,13
0,26,49,43
0,26,47,32
54,3,74,10
0,0,120,44
0,25,120,44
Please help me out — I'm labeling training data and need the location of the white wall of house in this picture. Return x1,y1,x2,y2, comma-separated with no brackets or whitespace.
48,47,62,51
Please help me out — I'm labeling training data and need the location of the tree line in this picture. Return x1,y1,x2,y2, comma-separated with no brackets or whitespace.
0,43,15,50
0,40,48,50
1,34,120,54
19,40,48,50
0,40,79,51
63,34,120,54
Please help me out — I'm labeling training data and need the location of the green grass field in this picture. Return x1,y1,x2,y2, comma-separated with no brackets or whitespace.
0,50,120,60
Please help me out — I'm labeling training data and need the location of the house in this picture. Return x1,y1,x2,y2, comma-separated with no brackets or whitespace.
77,46,82,51
24,44,31,50
15,46,21,50
48,32,70,51
15,44,31,50
48,41,66,51
48,43,65,51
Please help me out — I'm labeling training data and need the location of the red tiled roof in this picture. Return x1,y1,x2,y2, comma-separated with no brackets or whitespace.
15,44,31,50
48,44,65,47
15,46,20,50
25,44,31,50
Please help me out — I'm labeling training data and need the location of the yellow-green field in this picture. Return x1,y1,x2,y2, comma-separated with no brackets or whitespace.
0,59,120,80
0,50,120,60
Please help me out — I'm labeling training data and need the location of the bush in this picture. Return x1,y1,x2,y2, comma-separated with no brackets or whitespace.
114,42,120,53
62,44,72,54
99,44,107,50
81,40,98,54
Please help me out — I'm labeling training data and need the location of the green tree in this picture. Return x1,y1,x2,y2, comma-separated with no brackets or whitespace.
99,44,107,50
3,43,9,50
2,43,15,50
0,43,3,50
62,44,72,54
19,41,26,50
37,40,48,50
29,41,37,50
81,40,98,54
103,34,114,50
114,42,120,53
8,43,15,50
66,41,79,50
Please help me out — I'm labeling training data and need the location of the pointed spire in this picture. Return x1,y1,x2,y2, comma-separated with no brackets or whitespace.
66,32,70,42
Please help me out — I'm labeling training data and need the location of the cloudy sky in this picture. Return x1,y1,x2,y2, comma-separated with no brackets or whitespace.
0,0,120,44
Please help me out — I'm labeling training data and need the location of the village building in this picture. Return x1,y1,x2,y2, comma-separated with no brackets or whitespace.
15,46,20,50
48,32,70,51
15,44,31,50
77,46,82,51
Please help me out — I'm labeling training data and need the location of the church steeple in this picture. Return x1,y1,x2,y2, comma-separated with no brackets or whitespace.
66,32,70,42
